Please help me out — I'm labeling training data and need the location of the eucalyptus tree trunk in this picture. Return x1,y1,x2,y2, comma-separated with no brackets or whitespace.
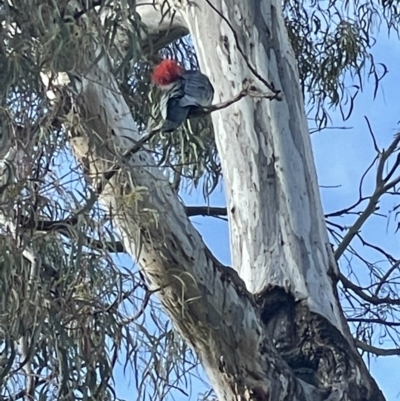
65,0,385,400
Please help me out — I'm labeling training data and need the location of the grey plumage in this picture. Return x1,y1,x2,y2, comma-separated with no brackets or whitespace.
159,70,214,132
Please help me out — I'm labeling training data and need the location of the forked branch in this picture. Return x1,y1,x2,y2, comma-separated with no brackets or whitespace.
334,129,400,260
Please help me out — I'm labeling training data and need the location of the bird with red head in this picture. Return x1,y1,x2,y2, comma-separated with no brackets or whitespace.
152,59,214,132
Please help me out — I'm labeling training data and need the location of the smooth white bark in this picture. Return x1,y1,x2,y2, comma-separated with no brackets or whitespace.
137,0,343,332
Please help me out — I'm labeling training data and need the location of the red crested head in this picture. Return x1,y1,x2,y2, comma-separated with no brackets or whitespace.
152,59,185,87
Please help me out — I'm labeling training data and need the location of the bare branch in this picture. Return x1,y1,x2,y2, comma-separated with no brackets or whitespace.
339,273,400,306
335,132,400,260
334,192,381,261
19,212,124,252
325,197,369,218
359,155,380,200
185,206,227,217
309,125,353,135
383,153,400,185
374,260,400,296
355,339,400,356
364,116,379,153
355,233,397,264
348,318,400,327
191,87,282,117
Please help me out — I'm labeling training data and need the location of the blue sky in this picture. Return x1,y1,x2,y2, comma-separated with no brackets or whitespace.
112,30,400,401
311,33,400,399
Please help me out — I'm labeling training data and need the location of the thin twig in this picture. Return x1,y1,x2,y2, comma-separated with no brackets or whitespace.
325,196,368,218
339,272,400,306
203,0,281,98
335,133,400,261
190,87,278,118
356,233,396,264
334,189,381,261
374,260,400,296
96,129,160,194
364,116,379,153
348,318,400,327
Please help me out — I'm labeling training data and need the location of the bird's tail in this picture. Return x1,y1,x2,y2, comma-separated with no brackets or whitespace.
162,102,191,132
161,120,181,132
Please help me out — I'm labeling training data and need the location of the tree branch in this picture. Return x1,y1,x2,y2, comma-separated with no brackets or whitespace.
189,86,282,118
339,273,400,306
374,259,400,296
19,205,228,253
335,132,400,260
96,129,160,194
185,206,227,217
355,339,400,356
20,215,126,253
348,318,400,327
